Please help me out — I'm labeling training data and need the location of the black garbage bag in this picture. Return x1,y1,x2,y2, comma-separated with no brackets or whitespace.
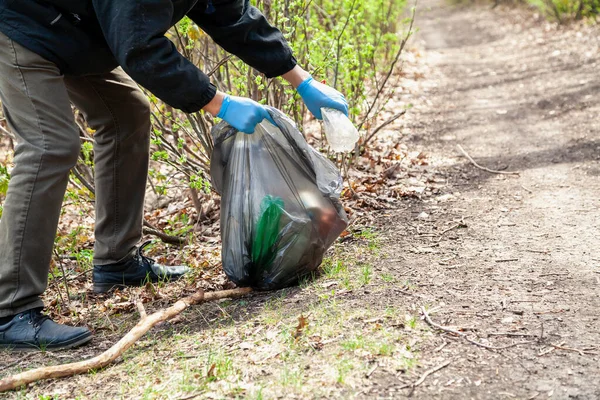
210,108,349,290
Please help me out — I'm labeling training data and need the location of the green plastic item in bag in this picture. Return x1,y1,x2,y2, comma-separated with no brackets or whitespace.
251,195,284,270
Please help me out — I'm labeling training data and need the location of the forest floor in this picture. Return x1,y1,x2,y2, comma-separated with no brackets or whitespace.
2,1,600,399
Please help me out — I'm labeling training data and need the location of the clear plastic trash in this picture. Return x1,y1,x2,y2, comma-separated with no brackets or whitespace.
210,107,349,290
321,107,360,152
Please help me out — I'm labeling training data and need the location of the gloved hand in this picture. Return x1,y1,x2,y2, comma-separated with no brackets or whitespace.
296,77,349,120
217,95,275,134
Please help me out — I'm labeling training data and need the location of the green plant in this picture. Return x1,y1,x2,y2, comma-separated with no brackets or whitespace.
360,264,373,285
143,0,413,206
0,163,9,218
532,0,599,21
321,258,347,278
469,0,599,21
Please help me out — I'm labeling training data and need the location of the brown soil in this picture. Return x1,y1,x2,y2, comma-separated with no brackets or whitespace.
372,1,600,398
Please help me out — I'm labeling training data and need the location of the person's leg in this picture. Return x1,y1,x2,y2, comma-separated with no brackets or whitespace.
64,69,151,265
0,32,91,350
63,69,188,293
0,32,80,317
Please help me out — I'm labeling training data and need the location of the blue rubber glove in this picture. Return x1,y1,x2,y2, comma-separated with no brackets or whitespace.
217,95,275,134
296,77,349,120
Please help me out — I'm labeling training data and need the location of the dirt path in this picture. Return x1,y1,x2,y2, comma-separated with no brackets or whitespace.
379,1,600,398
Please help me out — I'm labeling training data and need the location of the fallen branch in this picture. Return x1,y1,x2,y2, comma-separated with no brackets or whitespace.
457,145,520,176
0,287,252,392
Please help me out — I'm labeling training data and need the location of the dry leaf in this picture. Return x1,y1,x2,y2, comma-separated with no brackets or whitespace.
293,314,309,339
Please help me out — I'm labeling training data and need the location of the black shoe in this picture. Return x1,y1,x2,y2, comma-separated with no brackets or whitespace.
0,308,92,351
92,241,189,293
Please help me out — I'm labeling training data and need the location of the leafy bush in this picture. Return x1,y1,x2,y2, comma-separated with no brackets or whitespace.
146,0,413,213
1,0,413,244
475,0,599,21
526,0,599,21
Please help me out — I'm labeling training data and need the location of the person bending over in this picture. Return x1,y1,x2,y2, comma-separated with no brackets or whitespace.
0,0,348,350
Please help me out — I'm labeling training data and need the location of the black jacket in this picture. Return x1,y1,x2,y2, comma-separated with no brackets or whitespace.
0,0,296,112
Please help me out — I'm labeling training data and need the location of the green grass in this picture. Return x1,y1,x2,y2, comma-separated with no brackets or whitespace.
5,228,428,399
360,264,373,286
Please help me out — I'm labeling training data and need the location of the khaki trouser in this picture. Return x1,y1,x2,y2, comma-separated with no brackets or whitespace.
0,32,151,317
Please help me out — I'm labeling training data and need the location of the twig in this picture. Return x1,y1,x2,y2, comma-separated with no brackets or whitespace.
136,301,147,320
142,220,186,246
358,2,416,133
434,341,448,352
363,110,407,145
465,338,534,350
0,122,15,139
0,353,36,372
420,307,534,351
538,340,563,356
70,152,188,247
207,55,233,77
525,249,549,254
456,145,520,176
549,343,598,356
48,269,91,291
0,287,252,392
366,364,378,378
520,184,533,193
399,360,451,390
178,393,203,400
488,332,537,338
495,258,519,263
53,250,72,307
332,0,359,89
437,222,466,242
71,167,96,195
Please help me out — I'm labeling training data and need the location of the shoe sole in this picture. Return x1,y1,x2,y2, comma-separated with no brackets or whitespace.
92,282,129,294
93,275,184,294
0,331,93,352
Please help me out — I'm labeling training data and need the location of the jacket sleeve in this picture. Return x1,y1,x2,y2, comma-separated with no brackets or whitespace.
188,0,297,78
92,0,216,113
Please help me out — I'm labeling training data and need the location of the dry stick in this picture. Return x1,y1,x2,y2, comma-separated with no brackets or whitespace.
399,360,451,390
0,287,252,393
358,3,416,133
488,332,537,338
437,221,466,242
456,145,520,176
53,250,72,307
142,220,186,246
420,307,534,351
0,353,36,373
362,110,407,145
549,343,598,356
538,340,564,356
